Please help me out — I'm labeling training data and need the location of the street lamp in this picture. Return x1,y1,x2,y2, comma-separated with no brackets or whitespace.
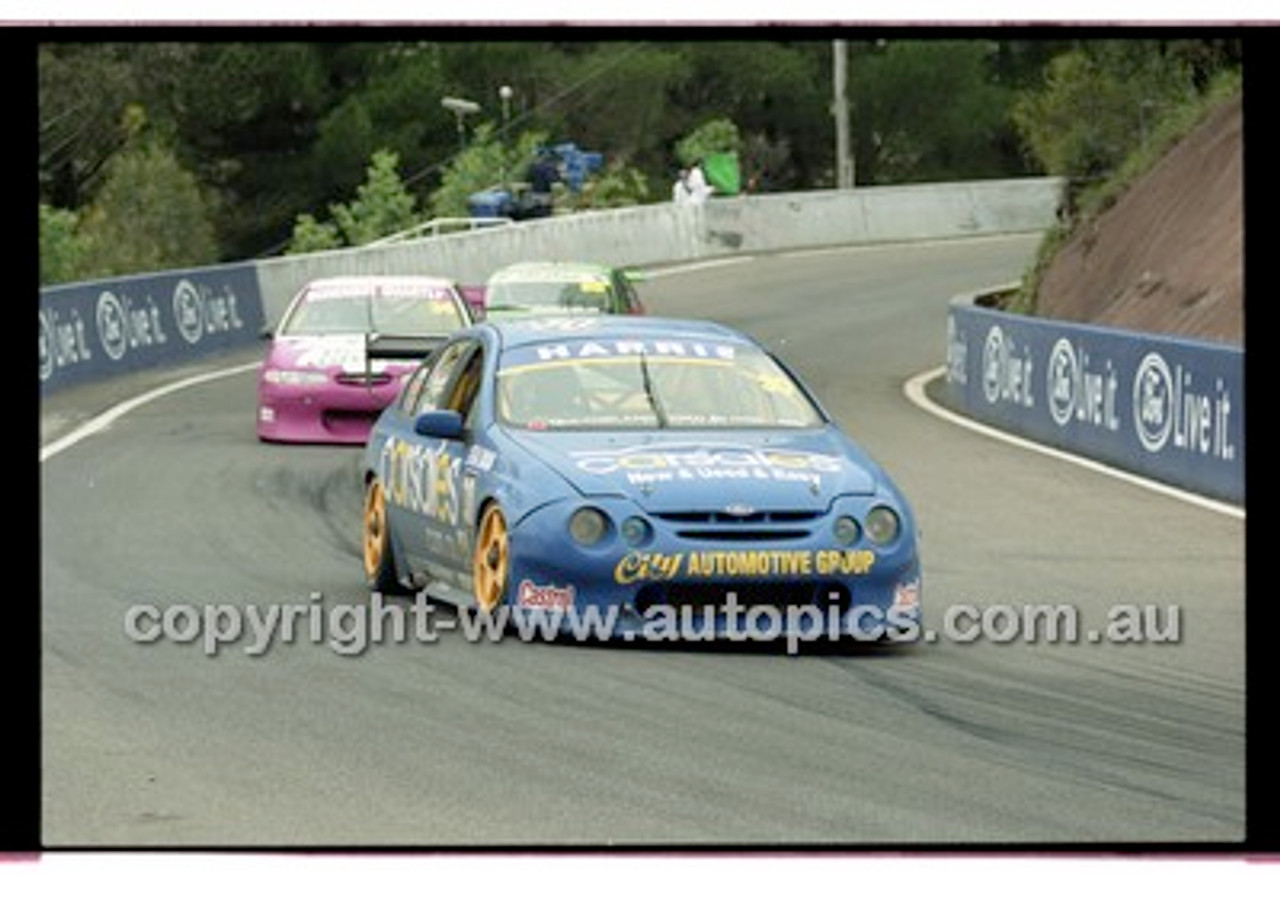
498,85,513,133
497,85,514,186
441,96,481,151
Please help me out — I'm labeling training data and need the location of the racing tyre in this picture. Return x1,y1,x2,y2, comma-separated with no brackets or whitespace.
472,503,510,613
363,477,401,594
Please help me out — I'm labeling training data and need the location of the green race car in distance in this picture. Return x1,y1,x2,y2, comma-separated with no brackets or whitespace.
476,260,647,320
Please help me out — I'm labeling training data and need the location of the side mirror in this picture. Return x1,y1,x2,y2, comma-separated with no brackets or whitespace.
258,326,274,340
414,410,465,440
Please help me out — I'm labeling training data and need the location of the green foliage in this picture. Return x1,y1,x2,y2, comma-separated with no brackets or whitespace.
75,136,219,278
739,132,795,192
665,41,822,186
39,44,153,209
1010,42,1198,178
309,100,380,201
307,46,448,203
849,40,1014,185
1008,221,1072,315
428,125,549,219
568,162,652,210
37,38,1244,268
167,43,335,258
1079,66,1243,215
286,149,420,253
547,44,690,172
1014,70,1242,315
39,204,88,286
675,118,741,167
285,213,343,254
330,149,420,245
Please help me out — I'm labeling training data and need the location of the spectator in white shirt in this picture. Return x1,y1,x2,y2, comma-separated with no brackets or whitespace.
684,160,713,204
672,168,692,204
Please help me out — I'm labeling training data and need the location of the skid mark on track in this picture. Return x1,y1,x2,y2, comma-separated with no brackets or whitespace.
818,653,1242,824
252,454,366,561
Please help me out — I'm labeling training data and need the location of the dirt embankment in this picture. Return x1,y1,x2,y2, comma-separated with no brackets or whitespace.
1031,93,1243,346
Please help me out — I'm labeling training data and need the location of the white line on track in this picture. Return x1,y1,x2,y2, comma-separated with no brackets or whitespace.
646,234,1040,275
39,362,261,464
778,232,1040,260
904,365,1245,520
644,257,754,278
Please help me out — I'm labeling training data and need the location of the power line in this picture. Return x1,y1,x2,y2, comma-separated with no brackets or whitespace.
402,42,647,189
257,43,648,258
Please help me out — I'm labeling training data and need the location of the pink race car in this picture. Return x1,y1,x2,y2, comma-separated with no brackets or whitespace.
257,275,474,443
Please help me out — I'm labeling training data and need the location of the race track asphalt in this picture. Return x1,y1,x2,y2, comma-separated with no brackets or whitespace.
40,234,1245,847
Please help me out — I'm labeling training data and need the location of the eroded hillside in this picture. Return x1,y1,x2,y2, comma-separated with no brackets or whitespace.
1032,93,1243,346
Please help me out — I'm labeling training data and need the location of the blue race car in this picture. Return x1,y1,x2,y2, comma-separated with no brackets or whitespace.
360,316,921,644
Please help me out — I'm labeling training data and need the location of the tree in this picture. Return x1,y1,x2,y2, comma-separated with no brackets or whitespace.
330,149,420,246
663,41,825,190
46,38,1206,268
674,118,741,166
39,204,88,285
39,44,147,210
848,39,1014,185
74,108,219,278
284,213,343,254
428,124,549,219
564,161,652,210
167,42,335,259
531,43,690,176
307,43,451,204
1010,41,1200,178
285,149,420,253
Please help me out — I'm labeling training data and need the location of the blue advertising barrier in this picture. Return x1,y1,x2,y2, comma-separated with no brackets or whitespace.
39,264,265,395
946,299,1244,504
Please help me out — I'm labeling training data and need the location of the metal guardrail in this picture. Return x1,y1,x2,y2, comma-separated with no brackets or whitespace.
365,216,514,246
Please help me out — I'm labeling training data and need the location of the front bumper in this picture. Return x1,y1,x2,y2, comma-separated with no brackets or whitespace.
257,379,402,444
501,496,922,643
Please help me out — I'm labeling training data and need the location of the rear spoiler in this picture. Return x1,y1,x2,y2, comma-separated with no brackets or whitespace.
364,333,447,362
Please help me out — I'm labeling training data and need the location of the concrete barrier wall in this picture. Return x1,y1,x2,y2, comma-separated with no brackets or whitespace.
945,292,1244,504
38,178,1064,393
253,177,1065,324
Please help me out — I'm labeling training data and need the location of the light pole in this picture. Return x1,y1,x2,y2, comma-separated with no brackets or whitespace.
833,40,854,190
498,85,514,186
498,84,513,133
441,96,481,152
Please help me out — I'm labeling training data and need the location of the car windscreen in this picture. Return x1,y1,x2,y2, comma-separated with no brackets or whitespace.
281,287,467,335
486,278,613,315
496,340,824,431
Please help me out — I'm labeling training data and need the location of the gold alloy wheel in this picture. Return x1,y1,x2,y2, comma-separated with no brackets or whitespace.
363,479,390,586
472,504,510,613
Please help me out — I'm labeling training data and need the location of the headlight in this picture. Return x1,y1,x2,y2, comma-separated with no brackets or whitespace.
864,506,901,545
832,515,860,546
620,516,652,547
569,507,610,546
263,368,330,386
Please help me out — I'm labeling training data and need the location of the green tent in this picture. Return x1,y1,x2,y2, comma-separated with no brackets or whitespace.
702,152,741,196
